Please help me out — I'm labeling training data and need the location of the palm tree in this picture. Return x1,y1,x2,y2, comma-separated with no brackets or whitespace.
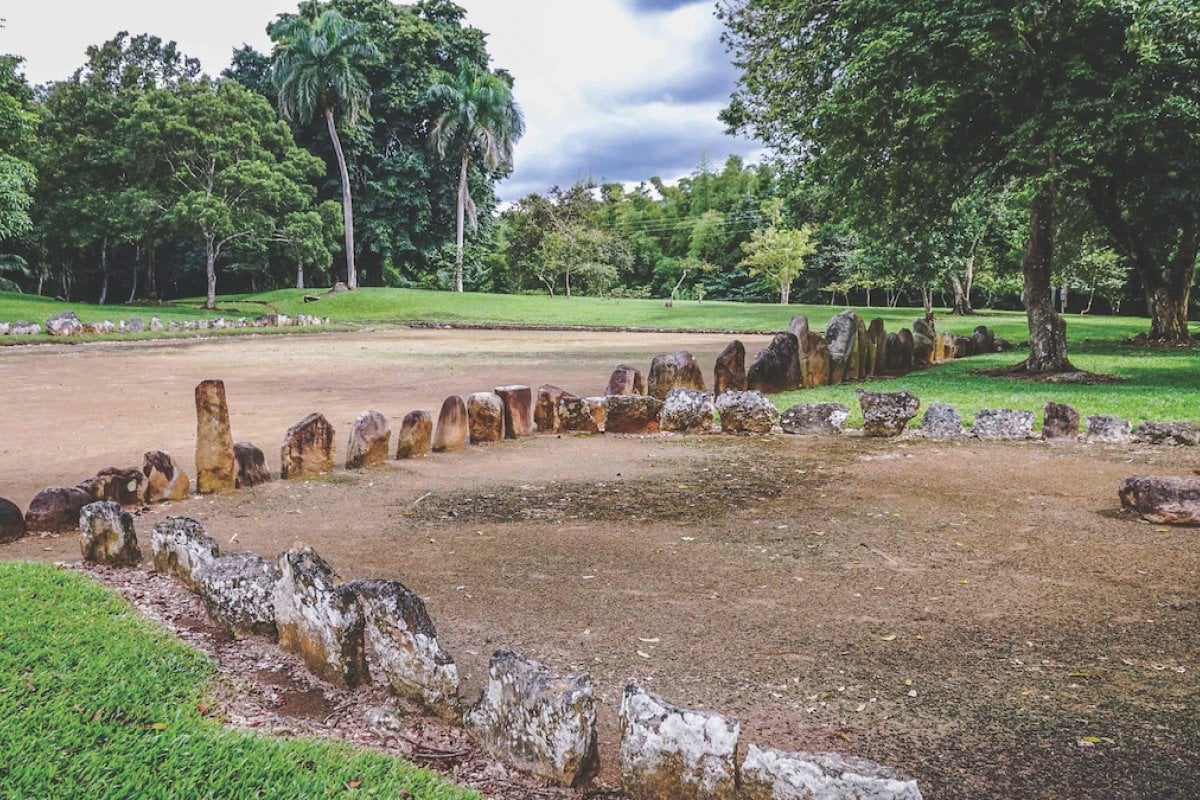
428,62,525,293
270,4,377,290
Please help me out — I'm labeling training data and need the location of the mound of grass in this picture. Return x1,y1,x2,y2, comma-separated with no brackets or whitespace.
0,562,476,800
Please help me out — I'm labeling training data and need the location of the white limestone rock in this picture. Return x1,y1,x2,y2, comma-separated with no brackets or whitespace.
151,517,220,591
741,744,923,800
79,501,142,566
198,551,280,638
272,547,366,688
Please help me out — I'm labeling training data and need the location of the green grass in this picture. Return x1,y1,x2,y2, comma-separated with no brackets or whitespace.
0,562,477,800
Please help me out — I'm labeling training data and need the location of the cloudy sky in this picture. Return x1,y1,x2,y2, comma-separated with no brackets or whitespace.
1,0,763,200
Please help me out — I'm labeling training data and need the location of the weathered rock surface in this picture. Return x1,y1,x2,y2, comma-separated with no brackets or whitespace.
825,309,862,385
606,395,663,434
79,501,141,566
780,403,850,436
1119,476,1200,525
25,486,92,532
0,497,26,543
79,466,146,506
897,329,916,371
151,516,220,591
46,310,83,336
273,547,367,688
396,410,434,458
1084,415,1132,443
716,390,779,434
741,744,924,800
467,393,506,443
559,396,607,434
607,365,647,397
1134,421,1200,447
535,385,575,433
466,649,599,787
198,551,280,637
648,351,706,400
659,388,716,433
912,332,934,366
346,410,392,467
149,315,163,331
144,450,190,502
747,333,801,393
1042,402,1081,440
867,318,887,376
972,325,995,354
858,390,921,437
195,379,236,493
495,385,534,438
619,683,740,800
121,317,145,333
713,341,747,396
921,403,964,439
9,321,39,335
281,413,336,478
233,442,271,488
432,396,469,452
973,409,1035,440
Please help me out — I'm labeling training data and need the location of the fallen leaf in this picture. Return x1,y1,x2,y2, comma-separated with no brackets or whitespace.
636,650,651,659
638,637,661,643
345,778,363,790
146,722,169,731
831,730,850,741
879,634,898,642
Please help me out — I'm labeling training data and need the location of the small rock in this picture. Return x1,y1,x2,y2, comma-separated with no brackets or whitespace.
1043,402,1081,439
234,442,271,488
973,409,1035,440
716,390,779,434
143,450,190,502
606,395,663,434
607,365,647,397
494,385,534,438
467,393,506,444
741,744,923,800
921,403,964,439
25,486,92,532
396,410,434,458
46,310,83,337
535,385,576,433
122,317,145,333
346,410,392,468
195,379,236,493
198,551,280,638
432,396,469,452
559,396,607,434
9,321,39,335
747,333,801,393
781,403,850,436
857,390,921,437
713,341,748,396
149,315,163,331
151,517,220,592
648,351,706,400
273,547,367,688
0,497,26,543
79,466,146,506
79,501,141,566
1084,415,1132,443
281,412,336,478
659,388,716,433
1134,421,1200,447
1119,476,1200,525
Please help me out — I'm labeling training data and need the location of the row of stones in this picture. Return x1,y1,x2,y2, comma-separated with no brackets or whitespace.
76,504,922,799
3,309,328,337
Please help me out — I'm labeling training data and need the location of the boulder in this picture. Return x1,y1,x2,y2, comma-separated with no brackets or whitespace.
122,318,145,333
1119,476,1200,525
1084,415,1132,443
619,683,740,800
1042,402,1080,440
79,501,141,566
79,466,146,506
741,744,924,800
149,315,163,331
606,395,664,434
151,517,220,591
432,396,469,452
825,309,861,385
747,333,802,393
281,412,336,478
934,332,958,364
9,321,39,335
713,341,747,396
781,403,850,436
143,450,190,502
648,351,706,400
0,497,26,543
46,310,83,337
882,333,902,372
0,322,8,335
234,442,271,488
25,486,92,532
607,365,647,397
912,332,934,366
82,320,115,334
867,318,887,376
535,385,576,433
972,325,995,354
788,314,810,342
467,393,506,443
195,379,236,493
495,385,534,438
921,403,965,439
716,390,779,434
972,409,1035,440
559,396,607,434
347,579,460,718
659,388,716,433
953,336,974,358
1134,421,1200,447
466,649,599,787
272,547,367,688
896,329,915,370
198,551,280,638
346,410,392,467
857,390,921,437
913,318,935,341
800,332,832,388
395,410,434,458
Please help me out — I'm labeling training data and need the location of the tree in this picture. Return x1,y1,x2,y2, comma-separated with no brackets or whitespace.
270,4,378,290
428,61,525,292
738,204,817,305
0,52,37,243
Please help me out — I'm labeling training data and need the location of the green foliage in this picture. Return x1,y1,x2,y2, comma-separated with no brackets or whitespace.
271,7,378,126
738,201,818,304
0,53,37,242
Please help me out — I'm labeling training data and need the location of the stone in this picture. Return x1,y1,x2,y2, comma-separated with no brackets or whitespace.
852,313,871,379
272,547,367,688
466,649,599,787
495,385,534,438
143,450,190,502
867,318,887,376
0,322,8,335
149,315,163,331
25,486,92,532
912,332,934,366
347,579,460,718
195,379,236,493
741,744,924,800
79,501,141,566
559,396,607,433
346,410,392,467
122,317,145,333
234,442,271,488
953,336,974,358
896,329,915,370
619,683,740,800
972,325,995,354
82,320,115,334
825,309,861,385
0,497,26,543
432,396,469,452
1084,415,1132,443
780,403,850,436
857,390,921,437
883,333,904,372
606,395,664,434
716,390,779,434
972,409,1035,440
713,341,747,396
151,517,220,592
659,388,716,433
747,333,802,393
798,330,831,388
46,310,83,336
535,385,576,433
934,332,958,364
1119,476,1200,525
281,412,336,478
9,321,39,335
607,365,647,396
1042,402,1081,440
913,318,935,341
648,351,706,400
467,393,506,443
921,403,964,439
395,410,434,458
1134,421,1200,447
198,551,280,637
79,467,146,506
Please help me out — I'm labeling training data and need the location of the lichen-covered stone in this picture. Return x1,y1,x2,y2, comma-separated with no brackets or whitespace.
559,396,607,434
607,365,647,397
912,332,934,366
273,547,366,688
281,412,336,478
1119,476,1200,526
659,388,716,433
781,403,850,436
972,409,1035,440
1084,415,1132,443
741,744,924,800
619,683,740,800
607,395,664,434
144,450,190,502
921,403,964,439
79,466,146,506
151,516,220,591
467,393,506,443
46,310,83,336
535,385,575,433
25,486,92,532
346,410,392,467
825,309,862,385
716,390,779,434
234,442,271,488
466,649,599,787
346,579,459,718
79,501,141,566
713,341,747,396
648,351,706,400
396,410,434,458
195,379,236,493
495,385,534,438
0,497,26,543
198,551,280,637
9,321,40,335
121,318,145,333
1042,402,1080,440
747,333,801,393
1134,421,1200,447
432,396,469,452
857,390,920,437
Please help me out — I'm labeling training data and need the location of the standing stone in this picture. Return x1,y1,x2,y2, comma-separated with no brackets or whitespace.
79,467,146,506
495,385,534,438
780,403,850,436
867,318,887,375
747,333,802,393
1134,421,1200,446
972,325,995,353
466,649,599,787
234,442,271,488
606,395,663,434
346,410,392,467
912,332,934,366
794,321,831,389
46,310,83,336
432,396,469,452
973,409,1035,440
858,389,921,437
648,351,706,400
716,390,779,434
198,552,280,638
467,393,506,443
825,310,860,385
535,385,576,433
1119,476,1200,525
0,497,26,543
396,410,434,458
659,388,716,433
913,318,935,341
25,486,92,532
559,396,607,433
852,313,871,379
143,450,190,502
619,683,740,800
883,333,903,372
896,329,916,370
953,336,974,358
151,517,220,591
1043,402,1081,440
788,313,809,343
741,745,924,800
922,403,964,439
149,315,163,331
713,341,747,396
607,365,647,397
79,501,141,566
935,332,959,364
195,379,236,493
1084,415,1132,443
281,413,336,478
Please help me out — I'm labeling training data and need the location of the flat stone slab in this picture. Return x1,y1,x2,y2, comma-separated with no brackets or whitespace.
607,365,646,397
495,385,534,438
1119,476,1200,525
716,390,779,434
468,393,506,443
198,551,280,638
281,413,336,478
857,390,920,437
606,395,663,434
432,396,469,452
742,744,923,800
1084,415,1132,443
1134,421,1200,446
972,408,1035,440
781,403,849,436
151,517,220,592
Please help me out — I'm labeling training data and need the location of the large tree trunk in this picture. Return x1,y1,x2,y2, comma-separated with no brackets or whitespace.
1021,184,1072,372
325,107,356,290
780,282,789,305
98,238,109,305
454,152,468,293
296,262,305,290
205,239,217,310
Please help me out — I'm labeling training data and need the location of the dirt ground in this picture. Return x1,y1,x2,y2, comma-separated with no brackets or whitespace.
2,330,1198,799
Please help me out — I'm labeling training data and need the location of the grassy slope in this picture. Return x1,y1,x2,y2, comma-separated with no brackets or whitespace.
0,562,477,800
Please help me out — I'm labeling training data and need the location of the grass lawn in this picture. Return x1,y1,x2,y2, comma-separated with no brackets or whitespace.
0,562,476,800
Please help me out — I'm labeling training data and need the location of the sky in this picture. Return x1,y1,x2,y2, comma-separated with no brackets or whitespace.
0,0,764,201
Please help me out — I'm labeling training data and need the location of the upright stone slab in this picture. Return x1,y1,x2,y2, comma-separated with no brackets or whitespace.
912,332,934,366
922,403,964,439
559,396,607,433
195,379,236,493
659,388,716,433
467,393,506,443
883,332,903,372
713,341,747,396
495,385,534,438
535,385,575,433
25,486,92,532
273,547,367,688
198,552,280,638
281,413,336,478
143,450,190,502
780,403,849,436
619,683,740,800
648,351,706,400
396,410,433,458
825,310,859,385
852,313,871,379
716,390,779,434
346,410,392,468
234,442,271,488
432,396,469,452
793,317,830,388
607,365,646,397
1084,415,1132,443
747,333,801,393
607,395,663,434
1135,421,1200,446
79,466,146,506
858,389,921,437
972,325,995,353
466,649,599,787
79,501,141,566
1043,402,1080,440
741,744,924,800
0,497,27,543
1119,476,1200,525
973,409,1035,440
896,329,915,370
151,516,220,591
866,318,887,375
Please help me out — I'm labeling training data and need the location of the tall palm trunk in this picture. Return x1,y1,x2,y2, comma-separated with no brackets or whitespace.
455,152,469,293
325,106,356,290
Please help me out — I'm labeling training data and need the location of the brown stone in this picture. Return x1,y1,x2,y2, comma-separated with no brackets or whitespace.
883,332,904,372
648,351,706,400
143,450,190,502
432,396,469,452
1043,402,1081,440
234,442,271,487
0,497,26,543
795,321,831,388
346,410,392,468
896,329,915,370
747,333,801,393
25,486,93,532
467,393,506,443
396,410,434,458
560,396,607,433
825,310,859,385
713,341,747,396
535,385,576,433
281,413,336,479
195,379,236,494
606,395,663,434
788,313,810,342
1119,476,1200,525
495,385,534,438
858,389,921,437
79,467,146,506
606,364,646,397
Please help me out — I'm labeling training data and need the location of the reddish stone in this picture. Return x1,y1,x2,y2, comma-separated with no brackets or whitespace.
281,413,336,478
195,379,236,494
606,365,646,396
495,385,534,438
234,442,271,487
535,385,576,433
648,351,705,400
346,410,392,468
396,410,434,458
559,396,607,433
713,341,747,396
468,393,506,443
606,395,663,434
432,396,469,452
